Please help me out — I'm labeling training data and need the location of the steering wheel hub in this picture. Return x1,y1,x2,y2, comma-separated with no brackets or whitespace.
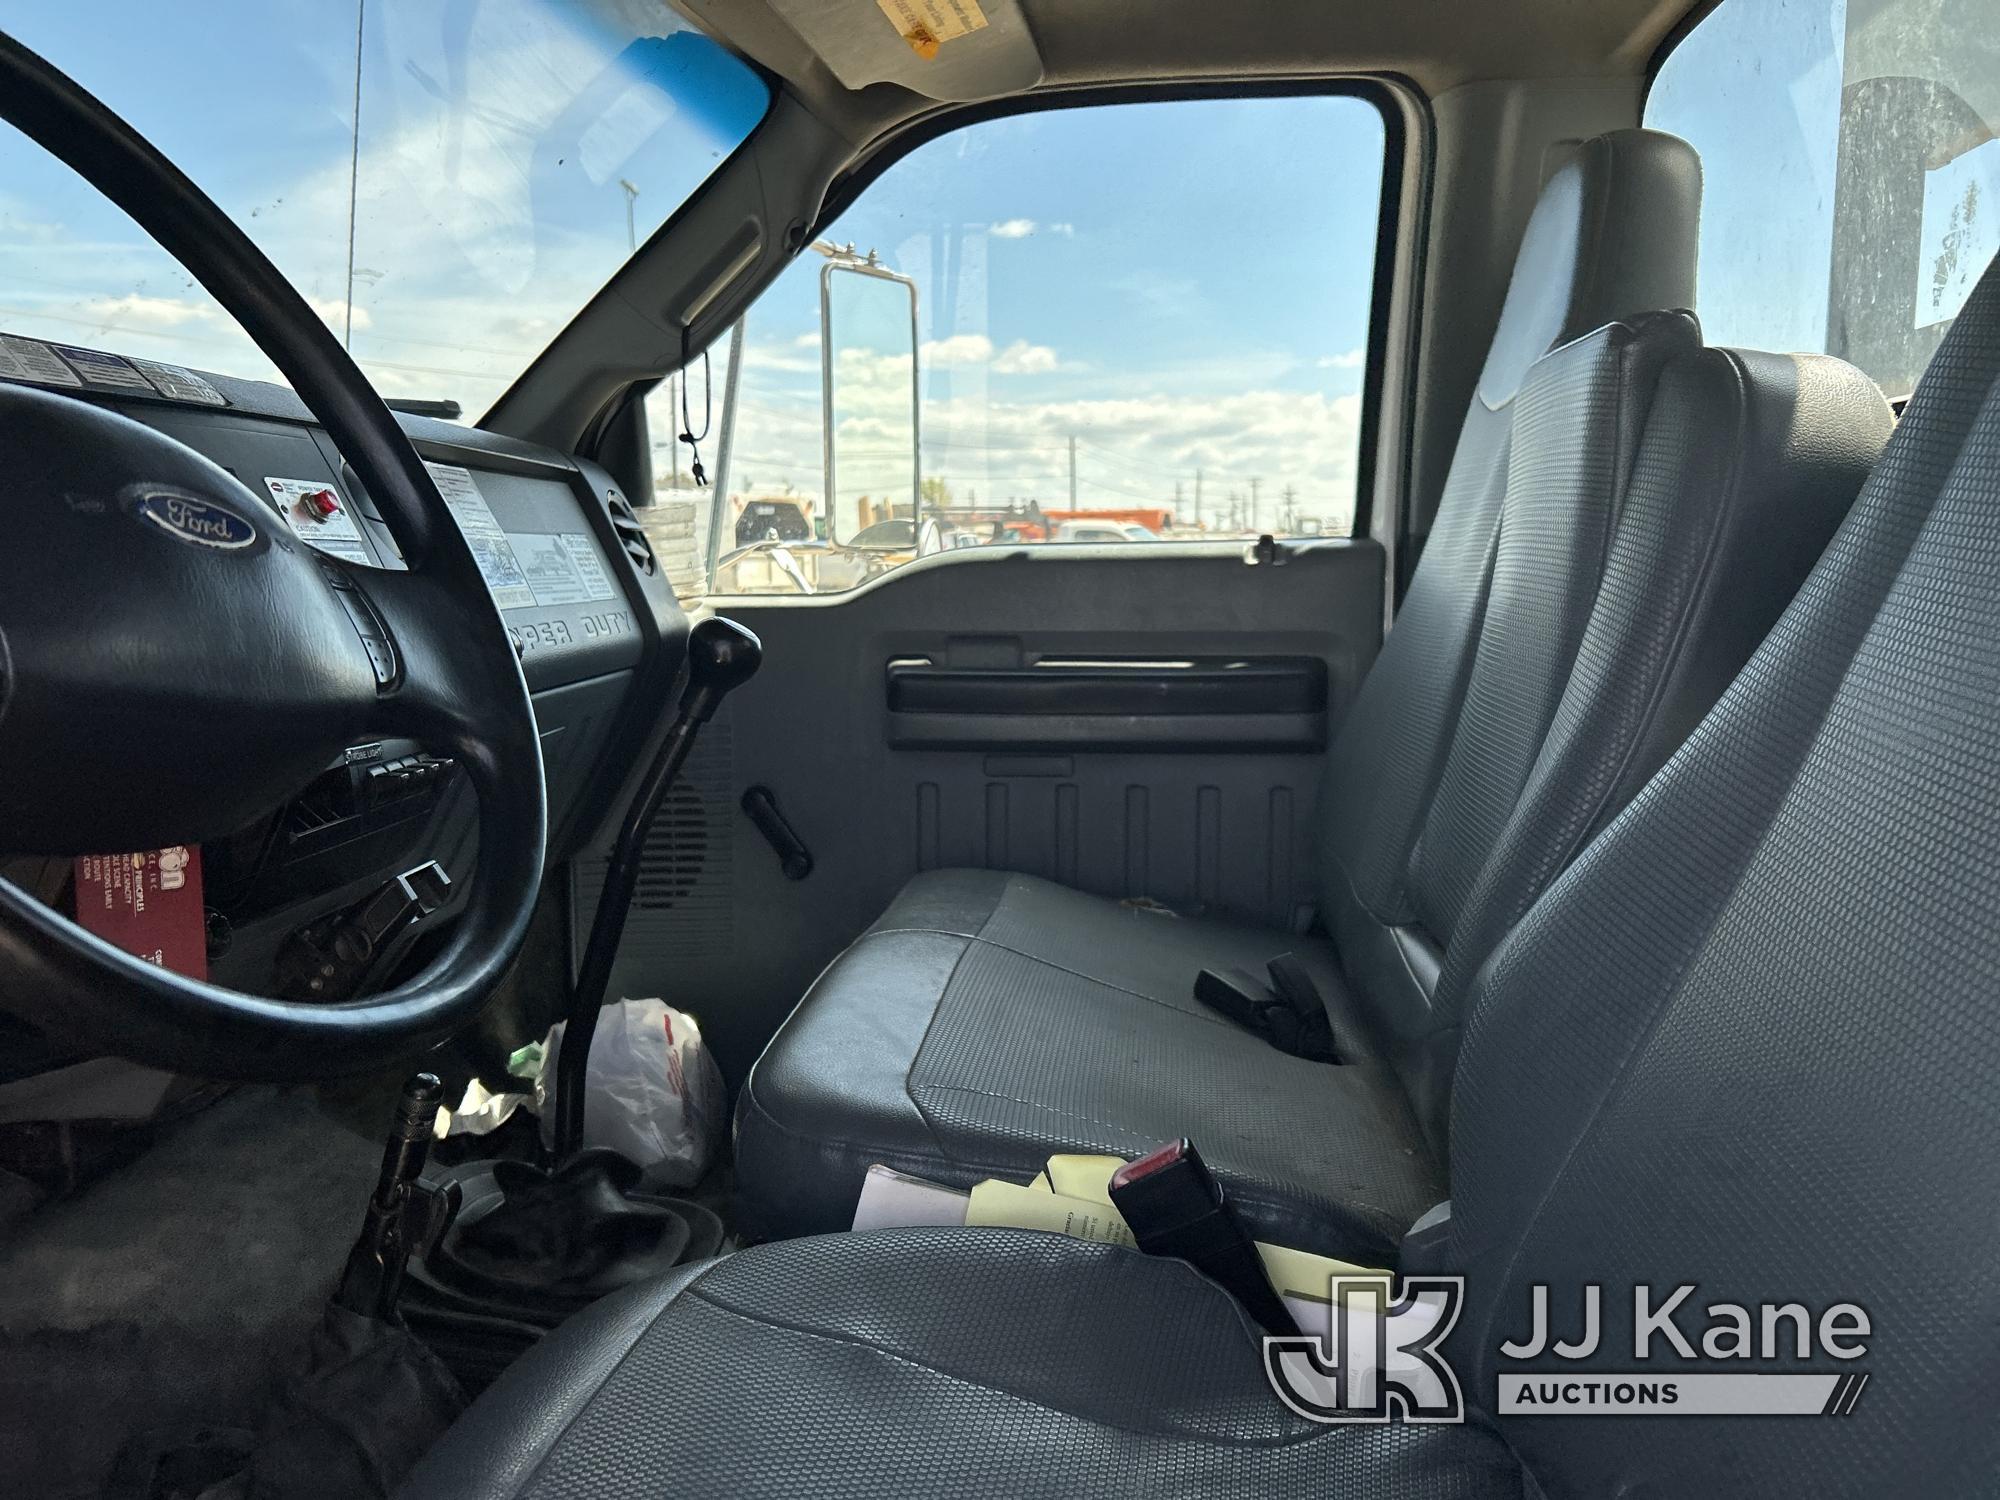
0,381,380,853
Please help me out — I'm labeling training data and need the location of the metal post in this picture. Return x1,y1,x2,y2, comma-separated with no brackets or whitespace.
707,316,747,586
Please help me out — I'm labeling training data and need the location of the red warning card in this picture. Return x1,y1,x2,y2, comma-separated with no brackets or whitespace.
73,846,207,981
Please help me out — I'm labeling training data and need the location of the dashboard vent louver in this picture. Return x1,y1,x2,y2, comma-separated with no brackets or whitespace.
605,491,657,575
634,782,707,910
576,720,735,962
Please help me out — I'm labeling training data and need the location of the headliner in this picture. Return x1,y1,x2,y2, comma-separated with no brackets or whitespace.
677,0,1702,114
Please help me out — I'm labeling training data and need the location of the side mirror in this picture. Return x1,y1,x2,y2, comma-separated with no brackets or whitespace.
822,256,919,548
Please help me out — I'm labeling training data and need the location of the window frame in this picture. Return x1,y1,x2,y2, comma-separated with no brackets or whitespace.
720,78,1414,561
1644,0,1730,96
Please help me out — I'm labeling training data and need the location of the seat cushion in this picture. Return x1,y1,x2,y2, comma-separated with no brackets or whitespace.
735,871,1442,1264
396,1229,1522,1500
866,867,1382,1054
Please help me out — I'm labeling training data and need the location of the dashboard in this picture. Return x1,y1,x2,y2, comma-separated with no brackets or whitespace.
0,332,688,1041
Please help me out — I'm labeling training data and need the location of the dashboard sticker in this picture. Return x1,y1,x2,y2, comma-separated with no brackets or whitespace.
512,531,619,607
0,333,83,387
53,343,154,391
132,358,227,406
424,461,536,610
265,476,373,565
557,533,618,601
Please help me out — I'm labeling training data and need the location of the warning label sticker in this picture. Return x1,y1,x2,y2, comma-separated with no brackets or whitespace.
0,334,83,387
557,534,618,601
511,531,619,607
425,461,536,610
873,0,986,57
53,343,154,391
265,476,374,566
132,358,227,406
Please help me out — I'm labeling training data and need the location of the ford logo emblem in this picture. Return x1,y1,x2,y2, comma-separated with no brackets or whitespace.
131,489,260,551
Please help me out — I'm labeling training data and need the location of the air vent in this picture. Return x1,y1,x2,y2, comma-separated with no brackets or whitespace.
634,782,708,910
605,490,657,575
573,719,735,966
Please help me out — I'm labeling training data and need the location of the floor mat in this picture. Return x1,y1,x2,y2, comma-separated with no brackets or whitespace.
0,1086,381,1499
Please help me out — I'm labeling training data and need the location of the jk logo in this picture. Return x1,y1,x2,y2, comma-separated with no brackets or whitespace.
1264,1276,1466,1423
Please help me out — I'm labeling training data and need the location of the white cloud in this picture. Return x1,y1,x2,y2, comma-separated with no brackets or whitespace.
76,294,218,328
913,387,1364,532
1317,349,1365,369
792,331,821,348
988,218,1037,239
742,341,821,374
306,295,373,332
920,332,995,367
991,339,1060,374
1048,222,1075,237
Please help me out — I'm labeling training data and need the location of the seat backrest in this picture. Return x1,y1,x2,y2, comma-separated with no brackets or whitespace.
1386,344,1893,1141
1319,133,1891,1151
1449,253,2000,1497
1319,129,1700,1021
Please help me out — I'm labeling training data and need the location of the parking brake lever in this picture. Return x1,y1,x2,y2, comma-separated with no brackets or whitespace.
551,616,762,1160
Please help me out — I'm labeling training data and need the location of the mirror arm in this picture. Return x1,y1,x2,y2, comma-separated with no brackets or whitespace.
705,315,748,590
909,270,925,540
819,258,837,545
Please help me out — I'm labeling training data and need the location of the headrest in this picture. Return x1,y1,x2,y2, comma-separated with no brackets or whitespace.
1476,128,1702,409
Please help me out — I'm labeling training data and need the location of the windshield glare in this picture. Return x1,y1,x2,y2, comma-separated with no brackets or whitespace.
0,1,768,417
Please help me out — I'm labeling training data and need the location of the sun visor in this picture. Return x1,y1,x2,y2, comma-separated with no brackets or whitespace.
765,0,1042,101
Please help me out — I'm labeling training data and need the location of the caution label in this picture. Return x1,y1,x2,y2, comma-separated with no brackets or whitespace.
53,343,153,391
266,476,374,566
874,0,986,57
425,461,536,611
132,358,227,406
0,333,83,387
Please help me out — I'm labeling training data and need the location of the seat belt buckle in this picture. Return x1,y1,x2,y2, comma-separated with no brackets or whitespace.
1194,967,1292,1034
1107,1139,1299,1336
1193,964,1336,1062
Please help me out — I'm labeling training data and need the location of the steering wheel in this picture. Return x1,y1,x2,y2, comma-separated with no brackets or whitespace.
0,38,546,1078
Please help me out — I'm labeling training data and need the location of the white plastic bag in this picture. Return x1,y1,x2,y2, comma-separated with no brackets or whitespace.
538,998,724,1188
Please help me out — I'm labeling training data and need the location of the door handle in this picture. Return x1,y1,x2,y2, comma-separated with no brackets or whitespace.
741,785,813,880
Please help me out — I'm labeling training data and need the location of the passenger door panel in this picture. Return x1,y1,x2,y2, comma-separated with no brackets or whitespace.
594,542,1382,1083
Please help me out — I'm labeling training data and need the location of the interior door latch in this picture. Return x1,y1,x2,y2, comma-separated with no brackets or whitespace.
1244,533,1293,566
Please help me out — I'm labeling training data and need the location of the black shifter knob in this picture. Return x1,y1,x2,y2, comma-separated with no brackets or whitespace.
678,616,762,722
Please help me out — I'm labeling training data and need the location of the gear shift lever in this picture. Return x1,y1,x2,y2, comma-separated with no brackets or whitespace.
551,616,762,1159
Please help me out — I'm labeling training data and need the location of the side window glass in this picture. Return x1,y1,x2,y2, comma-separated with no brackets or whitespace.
653,93,1386,603
1647,0,2000,401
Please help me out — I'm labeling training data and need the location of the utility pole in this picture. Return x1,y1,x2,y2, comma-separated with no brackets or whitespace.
1194,469,1204,530
1282,483,1297,532
1249,476,1262,531
1068,435,1078,507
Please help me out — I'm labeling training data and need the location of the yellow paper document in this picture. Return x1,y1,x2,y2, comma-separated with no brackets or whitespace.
966,1178,1137,1249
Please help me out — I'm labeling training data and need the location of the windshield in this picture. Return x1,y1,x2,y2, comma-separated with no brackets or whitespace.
0,1,768,417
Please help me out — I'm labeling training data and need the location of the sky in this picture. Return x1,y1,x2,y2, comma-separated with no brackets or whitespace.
0,1,766,408
9,0,1985,538
700,94,1385,535
0,3,1383,538
1646,0,1847,358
